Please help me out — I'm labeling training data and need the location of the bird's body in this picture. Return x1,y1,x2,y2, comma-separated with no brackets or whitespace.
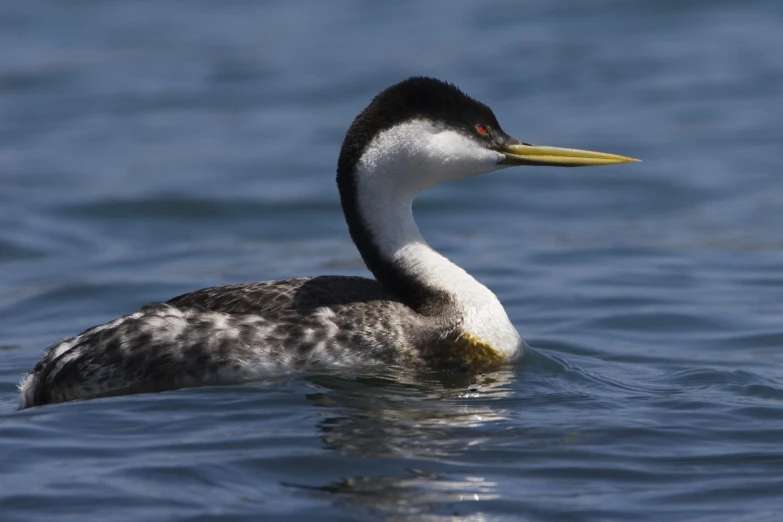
21,276,508,407
19,77,636,409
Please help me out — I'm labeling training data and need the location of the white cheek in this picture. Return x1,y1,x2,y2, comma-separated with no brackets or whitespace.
425,130,504,181
357,120,505,195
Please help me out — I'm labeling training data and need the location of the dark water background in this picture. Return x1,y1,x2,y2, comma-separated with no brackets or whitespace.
1,1,782,520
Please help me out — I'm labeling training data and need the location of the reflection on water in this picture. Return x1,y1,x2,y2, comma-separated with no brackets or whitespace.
293,472,500,522
287,371,515,519
308,370,515,458
287,367,597,519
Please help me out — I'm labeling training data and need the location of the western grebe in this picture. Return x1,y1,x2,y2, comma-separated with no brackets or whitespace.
18,77,637,409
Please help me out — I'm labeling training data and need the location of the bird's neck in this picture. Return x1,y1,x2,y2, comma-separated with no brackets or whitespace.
338,164,521,358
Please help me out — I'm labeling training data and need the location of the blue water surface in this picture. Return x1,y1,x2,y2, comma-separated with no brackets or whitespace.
1,1,782,520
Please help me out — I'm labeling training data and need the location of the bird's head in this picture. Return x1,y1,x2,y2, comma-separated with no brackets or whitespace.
338,76,638,196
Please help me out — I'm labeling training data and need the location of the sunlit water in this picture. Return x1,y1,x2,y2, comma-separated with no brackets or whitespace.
1,1,782,520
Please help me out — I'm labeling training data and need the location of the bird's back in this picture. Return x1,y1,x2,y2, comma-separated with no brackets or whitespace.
18,276,438,409
167,275,397,313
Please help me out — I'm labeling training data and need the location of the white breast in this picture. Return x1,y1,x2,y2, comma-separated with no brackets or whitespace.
354,120,522,359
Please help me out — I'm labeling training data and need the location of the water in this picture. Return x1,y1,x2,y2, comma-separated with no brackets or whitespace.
1,0,782,520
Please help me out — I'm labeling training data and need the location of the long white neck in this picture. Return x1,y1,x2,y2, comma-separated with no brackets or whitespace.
351,121,522,359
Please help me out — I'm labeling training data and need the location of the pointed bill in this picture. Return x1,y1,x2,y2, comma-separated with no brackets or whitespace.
497,143,640,167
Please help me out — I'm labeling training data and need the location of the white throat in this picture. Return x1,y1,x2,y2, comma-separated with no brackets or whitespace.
354,120,522,359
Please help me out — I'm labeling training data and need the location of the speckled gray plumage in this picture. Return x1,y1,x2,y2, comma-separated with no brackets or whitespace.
19,277,462,408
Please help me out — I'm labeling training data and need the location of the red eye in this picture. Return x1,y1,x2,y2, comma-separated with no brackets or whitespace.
476,124,489,136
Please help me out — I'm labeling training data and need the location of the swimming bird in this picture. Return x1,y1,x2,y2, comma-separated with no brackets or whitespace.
18,77,637,409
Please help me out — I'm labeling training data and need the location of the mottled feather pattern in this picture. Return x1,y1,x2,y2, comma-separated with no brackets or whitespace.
19,277,463,408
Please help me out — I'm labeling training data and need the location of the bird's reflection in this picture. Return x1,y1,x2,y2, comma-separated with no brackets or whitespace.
291,470,501,521
285,367,517,520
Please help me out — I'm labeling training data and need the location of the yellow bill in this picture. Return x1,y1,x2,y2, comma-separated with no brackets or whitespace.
497,143,640,167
